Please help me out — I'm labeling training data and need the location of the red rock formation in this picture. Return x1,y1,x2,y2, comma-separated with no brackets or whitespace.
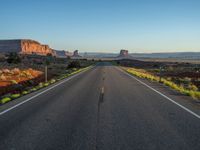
21,40,53,55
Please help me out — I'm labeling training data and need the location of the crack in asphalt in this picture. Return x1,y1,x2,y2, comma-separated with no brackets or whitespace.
96,70,106,150
96,87,104,150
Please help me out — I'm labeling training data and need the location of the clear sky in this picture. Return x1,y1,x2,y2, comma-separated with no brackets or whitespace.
0,0,200,53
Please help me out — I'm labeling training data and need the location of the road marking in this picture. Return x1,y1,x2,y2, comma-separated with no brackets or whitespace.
0,67,92,116
99,86,105,105
116,67,200,119
101,87,104,94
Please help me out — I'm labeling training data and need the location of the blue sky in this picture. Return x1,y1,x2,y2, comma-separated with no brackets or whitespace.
0,0,200,53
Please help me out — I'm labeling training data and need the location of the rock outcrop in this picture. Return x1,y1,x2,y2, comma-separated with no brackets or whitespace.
119,49,129,57
53,50,73,58
21,40,53,55
0,39,53,56
72,50,81,57
0,39,80,58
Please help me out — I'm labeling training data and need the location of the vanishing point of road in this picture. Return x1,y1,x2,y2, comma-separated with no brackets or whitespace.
0,62,200,150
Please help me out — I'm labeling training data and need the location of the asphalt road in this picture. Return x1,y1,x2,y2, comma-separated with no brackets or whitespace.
0,62,200,150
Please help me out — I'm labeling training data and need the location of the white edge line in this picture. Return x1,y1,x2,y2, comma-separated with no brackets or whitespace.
0,67,93,116
116,67,200,119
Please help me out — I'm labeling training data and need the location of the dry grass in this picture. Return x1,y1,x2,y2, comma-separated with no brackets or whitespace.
123,67,200,100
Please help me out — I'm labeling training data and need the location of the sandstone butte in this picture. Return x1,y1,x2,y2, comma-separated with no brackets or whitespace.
0,39,54,56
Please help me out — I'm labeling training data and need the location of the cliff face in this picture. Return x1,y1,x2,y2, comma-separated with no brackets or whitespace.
0,39,54,56
21,40,53,55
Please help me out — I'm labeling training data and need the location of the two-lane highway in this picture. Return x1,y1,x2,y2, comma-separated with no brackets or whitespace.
0,63,200,150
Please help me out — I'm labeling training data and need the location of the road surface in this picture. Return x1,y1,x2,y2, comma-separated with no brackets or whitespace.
0,62,200,150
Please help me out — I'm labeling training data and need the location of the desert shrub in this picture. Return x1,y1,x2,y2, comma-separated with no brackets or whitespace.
44,83,49,87
22,91,29,95
7,52,21,64
12,84,24,92
166,77,172,81
10,80,18,84
38,82,44,88
125,67,200,100
188,91,200,99
35,85,42,90
151,69,160,73
30,88,37,92
68,61,81,69
10,94,21,99
153,64,159,68
27,80,35,85
20,72,27,77
50,79,56,84
188,84,198,91
167,66,174,72
182,77,191,84
0,97,11,104
21,71,33,78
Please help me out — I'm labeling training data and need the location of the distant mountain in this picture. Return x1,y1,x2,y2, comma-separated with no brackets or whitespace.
80,52,118,58
80,52,200,59
130,52,200,59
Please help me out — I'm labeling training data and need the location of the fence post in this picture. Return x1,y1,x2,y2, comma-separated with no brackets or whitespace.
159,66,162,82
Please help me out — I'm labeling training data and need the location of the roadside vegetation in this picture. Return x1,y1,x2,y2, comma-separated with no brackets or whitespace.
0,66,92,105
122,67,200,100
6,52,21,64
0,53,95,105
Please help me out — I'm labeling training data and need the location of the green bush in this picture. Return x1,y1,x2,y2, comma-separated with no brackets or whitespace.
30,88,37,92
188,91,200,99
22,91,29,95
35,86,41,90
0,66,92,105
188,84,198,91
38,83,44,88
11,94,21,99
44,83,49,87
57,66,91,82
68,61,81,68
6,52,21,64
50,79,56,84
0,97,11,104
27,80,35,85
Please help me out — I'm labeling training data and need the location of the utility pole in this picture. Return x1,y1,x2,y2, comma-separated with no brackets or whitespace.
44,55,51,83
45,65,48,83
